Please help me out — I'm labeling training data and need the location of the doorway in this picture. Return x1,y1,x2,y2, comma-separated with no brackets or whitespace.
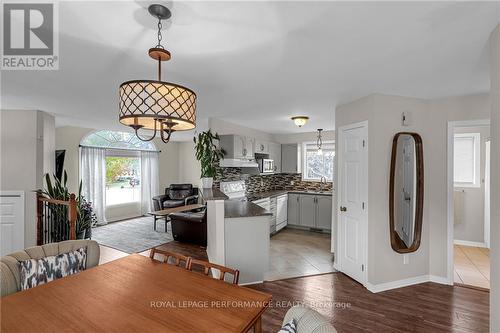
448,120,490,289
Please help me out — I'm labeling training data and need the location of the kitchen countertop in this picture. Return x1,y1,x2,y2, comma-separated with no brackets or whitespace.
200,188,229,201
224,201,273,219
246,189,333,201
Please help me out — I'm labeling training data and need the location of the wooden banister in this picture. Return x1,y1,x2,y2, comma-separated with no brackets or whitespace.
37,193,78,245
68,194,77,241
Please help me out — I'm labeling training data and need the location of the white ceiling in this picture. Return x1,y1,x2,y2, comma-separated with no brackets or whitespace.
2,1,499,140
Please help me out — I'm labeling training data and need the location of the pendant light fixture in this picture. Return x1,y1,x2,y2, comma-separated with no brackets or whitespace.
118,4,196,143
291,116,309,127
316,128,323,155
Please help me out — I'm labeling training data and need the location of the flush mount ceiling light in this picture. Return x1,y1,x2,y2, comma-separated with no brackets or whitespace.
316,128,323,155
291,116,309,127
119,4,196,143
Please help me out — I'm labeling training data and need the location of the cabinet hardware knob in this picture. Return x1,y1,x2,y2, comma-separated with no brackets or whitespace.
340,206,347,212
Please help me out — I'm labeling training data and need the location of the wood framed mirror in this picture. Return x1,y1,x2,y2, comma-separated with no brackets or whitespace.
389,132,424,253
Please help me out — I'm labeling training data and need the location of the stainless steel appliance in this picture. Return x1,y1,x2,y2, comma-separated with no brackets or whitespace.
257,159,274,173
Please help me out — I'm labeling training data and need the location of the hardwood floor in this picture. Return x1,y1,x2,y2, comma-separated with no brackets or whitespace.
249,273,490,333
454,245,490,289
99,243,489,332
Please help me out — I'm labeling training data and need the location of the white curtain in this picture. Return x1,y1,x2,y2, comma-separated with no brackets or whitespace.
141,151,160,214
80,147,107,225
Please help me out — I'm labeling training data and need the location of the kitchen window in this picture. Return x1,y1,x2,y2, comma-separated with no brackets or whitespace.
302,141,335,181
454,133,480,188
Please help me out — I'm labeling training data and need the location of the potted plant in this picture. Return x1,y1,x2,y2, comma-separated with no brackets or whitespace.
37,171,96,240
193,130,225,188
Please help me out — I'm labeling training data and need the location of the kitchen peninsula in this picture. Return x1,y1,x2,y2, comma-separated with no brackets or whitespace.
201,188,272,284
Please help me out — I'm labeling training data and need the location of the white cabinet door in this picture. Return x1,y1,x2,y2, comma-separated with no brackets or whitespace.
276,195,287,224
287,193,300,225
269,143,282,173
244,137,255,158
0,192,25,255
299,195,316,227
234,135,246,158
255,141,269,154
282,144,298,173
316,196,332,230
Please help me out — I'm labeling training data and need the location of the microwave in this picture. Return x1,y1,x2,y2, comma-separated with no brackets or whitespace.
257,159,274,173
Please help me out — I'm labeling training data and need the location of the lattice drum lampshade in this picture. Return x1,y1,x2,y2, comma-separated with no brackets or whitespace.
119,80,197,132
118,4,197,143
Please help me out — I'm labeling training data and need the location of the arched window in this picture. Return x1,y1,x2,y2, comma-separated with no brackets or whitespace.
81,130,156,151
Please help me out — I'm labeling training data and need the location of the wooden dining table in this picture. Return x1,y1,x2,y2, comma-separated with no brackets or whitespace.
1,254,272,332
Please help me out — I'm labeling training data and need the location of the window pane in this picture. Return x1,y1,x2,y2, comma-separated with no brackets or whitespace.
81,130,156,151
304,141,334,181
454,136,475,183
105,157,141,206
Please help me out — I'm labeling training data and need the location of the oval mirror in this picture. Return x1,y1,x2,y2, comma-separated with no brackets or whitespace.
389,132,424,253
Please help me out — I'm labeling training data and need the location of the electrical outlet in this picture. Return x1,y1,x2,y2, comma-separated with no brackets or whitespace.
290,181,295,185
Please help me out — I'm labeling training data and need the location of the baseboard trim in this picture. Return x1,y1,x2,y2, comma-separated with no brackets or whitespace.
366,274,450,293
453,239,487,248
429,275,452,285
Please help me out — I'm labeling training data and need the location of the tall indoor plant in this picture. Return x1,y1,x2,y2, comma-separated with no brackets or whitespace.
193,130,225,188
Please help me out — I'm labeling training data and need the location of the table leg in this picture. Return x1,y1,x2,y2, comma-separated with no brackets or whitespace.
165,217,168,233
253,316,262,333
153,216,157,231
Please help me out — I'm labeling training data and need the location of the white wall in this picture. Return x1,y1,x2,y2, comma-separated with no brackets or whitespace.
489,23,500,333
273,130,335,144
453,126,490,244
208,118,274,141
55,126,93,193
178,141,201,187
0,110,55,247
335,93,491,288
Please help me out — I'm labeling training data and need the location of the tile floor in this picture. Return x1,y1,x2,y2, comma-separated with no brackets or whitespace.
265,228,335,281
99,228,335,282
454,244,490,289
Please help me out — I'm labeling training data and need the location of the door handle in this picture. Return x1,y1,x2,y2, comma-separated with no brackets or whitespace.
340,206,347,212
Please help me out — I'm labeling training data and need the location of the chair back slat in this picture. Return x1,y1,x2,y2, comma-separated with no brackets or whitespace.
187,259,239,284
149,248,191,269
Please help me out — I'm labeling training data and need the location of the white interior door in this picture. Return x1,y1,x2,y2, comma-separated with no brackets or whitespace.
0,192,25,255
338,122,368,284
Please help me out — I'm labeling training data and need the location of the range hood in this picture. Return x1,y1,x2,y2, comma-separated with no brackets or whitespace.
219,158,258,168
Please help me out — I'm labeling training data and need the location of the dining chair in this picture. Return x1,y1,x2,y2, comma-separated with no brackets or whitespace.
187,259,240,284
149,248,191,269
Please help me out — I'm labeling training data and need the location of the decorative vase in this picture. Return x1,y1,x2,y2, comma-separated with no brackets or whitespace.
201,177,213,189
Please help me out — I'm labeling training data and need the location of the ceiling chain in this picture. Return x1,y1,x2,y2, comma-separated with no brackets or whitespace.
156,18,163,49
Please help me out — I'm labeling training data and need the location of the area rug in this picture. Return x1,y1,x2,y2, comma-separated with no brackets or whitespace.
91,217,173,254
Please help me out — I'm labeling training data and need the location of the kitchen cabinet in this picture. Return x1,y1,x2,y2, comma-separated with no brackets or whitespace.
299,195,316,227
287,193,332,231
219,135,255,159
316,196,333,229
255,140,269,154
287,193,300,226
281,144,298,173
268,143,282,173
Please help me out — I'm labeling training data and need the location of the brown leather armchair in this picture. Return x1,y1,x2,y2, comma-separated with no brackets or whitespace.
152,184,199,211
170,208,207,247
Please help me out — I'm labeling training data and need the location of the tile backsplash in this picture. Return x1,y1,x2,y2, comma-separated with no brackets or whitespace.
214,167,333,194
